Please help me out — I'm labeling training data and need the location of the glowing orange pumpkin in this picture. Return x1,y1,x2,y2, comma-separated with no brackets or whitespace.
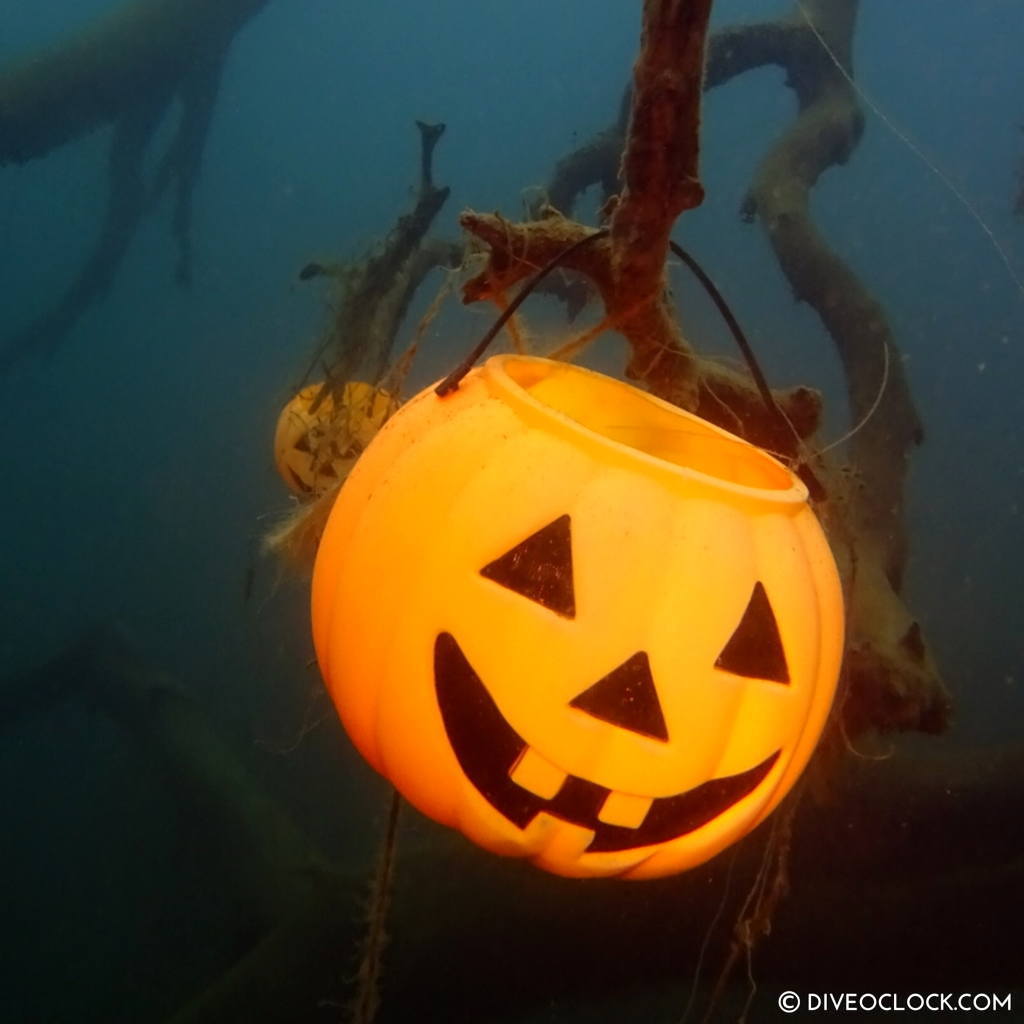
274,380,396,496
312,355,843,879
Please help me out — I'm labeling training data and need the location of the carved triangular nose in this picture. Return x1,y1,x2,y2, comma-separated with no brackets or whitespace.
570,651,669,742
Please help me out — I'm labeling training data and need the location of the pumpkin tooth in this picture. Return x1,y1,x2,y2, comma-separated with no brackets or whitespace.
597,790,653,830
509,746,567,800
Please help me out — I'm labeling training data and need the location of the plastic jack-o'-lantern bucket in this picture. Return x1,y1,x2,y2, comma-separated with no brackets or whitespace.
312,355,843,879
274,380,396,496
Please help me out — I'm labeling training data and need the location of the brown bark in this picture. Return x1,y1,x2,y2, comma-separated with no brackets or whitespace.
462,0,714,410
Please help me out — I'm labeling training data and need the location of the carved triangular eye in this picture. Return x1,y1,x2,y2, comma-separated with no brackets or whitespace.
570,651,669,741
288,470,312,494
480,515,575,618
715,581,789,683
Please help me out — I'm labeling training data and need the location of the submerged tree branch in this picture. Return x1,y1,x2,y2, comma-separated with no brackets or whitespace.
0,0,270,370
730,0,945,735
299,120,458,408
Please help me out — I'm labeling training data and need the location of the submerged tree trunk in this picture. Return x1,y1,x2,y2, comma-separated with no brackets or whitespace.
464,0,949,744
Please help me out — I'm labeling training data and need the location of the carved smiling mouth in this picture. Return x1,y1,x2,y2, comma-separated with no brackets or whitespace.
434,633,780,854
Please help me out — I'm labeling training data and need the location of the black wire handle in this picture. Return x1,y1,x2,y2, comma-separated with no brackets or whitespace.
668,241,781,420
432,231,824,499
669,241,824,500
435,232,775,414
434,228,609,396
